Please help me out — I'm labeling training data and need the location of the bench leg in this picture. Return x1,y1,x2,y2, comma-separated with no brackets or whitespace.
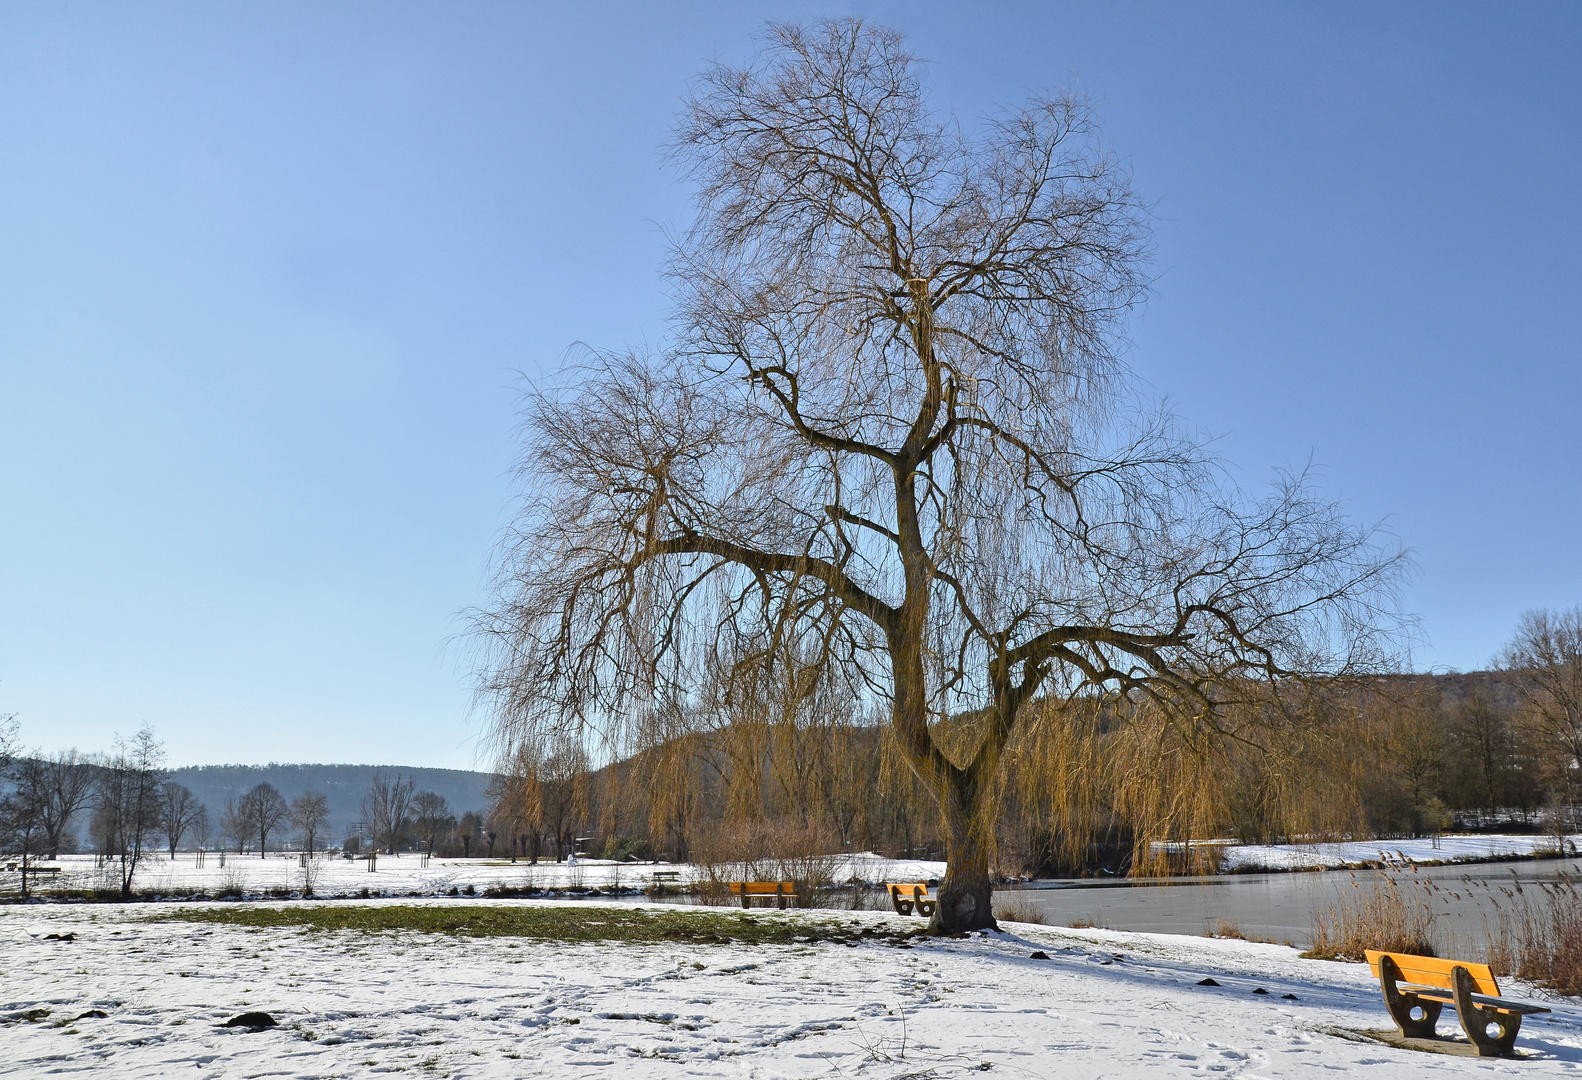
1451,966,1520,1056
1379,955,1442,1038
892,898,913,916
777,887,786,910
741,891,750,909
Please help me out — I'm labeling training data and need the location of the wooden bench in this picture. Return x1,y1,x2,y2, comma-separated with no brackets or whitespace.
1366,949,1550,1056
729,881,796,909
651,870,682,882
4,864,60,877
887,882,936,917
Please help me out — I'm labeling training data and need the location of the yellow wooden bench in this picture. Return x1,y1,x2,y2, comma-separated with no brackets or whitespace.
729,881,796,909
887,882,936,917
1366,949,1550,1056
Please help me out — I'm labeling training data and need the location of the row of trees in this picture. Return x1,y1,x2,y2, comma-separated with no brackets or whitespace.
476,607,1582,881
0,722,491,873
354,775,485,857
216,784,330,858
0,725,361,890
1,723,174,897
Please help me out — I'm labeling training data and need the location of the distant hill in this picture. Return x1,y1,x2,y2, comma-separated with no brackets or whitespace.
168,763,498,842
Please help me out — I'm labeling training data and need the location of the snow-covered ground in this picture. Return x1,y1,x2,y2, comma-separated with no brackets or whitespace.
6,897,1582,1077
2,852,949,899
1223,833,1576,872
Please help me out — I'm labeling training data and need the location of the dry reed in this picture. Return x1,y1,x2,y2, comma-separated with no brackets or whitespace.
991,893,1049,925
1305,868,1439,961
1476,871,1582,995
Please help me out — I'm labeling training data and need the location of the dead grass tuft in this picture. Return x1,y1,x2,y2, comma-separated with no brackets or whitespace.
991,893,1048,925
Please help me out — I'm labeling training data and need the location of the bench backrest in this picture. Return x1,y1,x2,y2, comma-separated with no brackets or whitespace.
1365,950,1500,996
887,882,931,898
730,881,794,894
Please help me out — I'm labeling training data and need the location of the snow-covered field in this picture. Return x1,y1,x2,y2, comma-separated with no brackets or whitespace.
1223,833,1576,872
2,852,949,899
6,897,1582,1077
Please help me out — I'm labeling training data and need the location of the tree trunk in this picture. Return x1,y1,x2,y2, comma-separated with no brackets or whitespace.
927,769,998,934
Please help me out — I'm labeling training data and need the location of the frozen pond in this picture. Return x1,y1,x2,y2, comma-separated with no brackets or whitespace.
1005,857,1582,949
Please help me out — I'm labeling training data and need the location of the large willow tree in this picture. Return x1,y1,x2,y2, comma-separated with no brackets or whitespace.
476,21,1404,932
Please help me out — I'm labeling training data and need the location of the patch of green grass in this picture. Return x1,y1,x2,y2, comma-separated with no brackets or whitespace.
147,903,923,946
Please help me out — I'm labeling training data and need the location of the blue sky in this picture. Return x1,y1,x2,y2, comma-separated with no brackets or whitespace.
2,3,1578,769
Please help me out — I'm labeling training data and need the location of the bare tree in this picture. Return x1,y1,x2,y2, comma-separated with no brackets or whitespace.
411,791,454,855
361,774,415,855
220,797,248,854
457,810,483,857
159,781,203,858
474,20,1405,932
238,783,289,858
1,755,51,898
93,725,166,897
0,713,17,774
290,790,330,858
1502,607,1582,801
39,750,97,859
192,803,212,852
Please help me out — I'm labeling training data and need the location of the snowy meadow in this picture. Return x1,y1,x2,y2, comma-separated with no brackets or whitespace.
8,897,1582,1078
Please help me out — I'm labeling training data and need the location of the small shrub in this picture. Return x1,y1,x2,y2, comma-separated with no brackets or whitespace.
1208,918,1247,940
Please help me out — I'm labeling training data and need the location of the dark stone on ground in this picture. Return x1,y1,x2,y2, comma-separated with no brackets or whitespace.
1282,993,1298,1000
1029,951,1050,960
43,933,76,942
73,1010,109,1021
1197,977,1220,986
223,1012,277,1030
1252,987,1269,994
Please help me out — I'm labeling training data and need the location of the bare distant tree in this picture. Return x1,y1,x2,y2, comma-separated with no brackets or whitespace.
361,774,415,855
39,750,97,859
238,783,289,858
192,803,212,852
473,21,1406,931
0,755,51,899
158,781,203,858
0,713,17,774
457,810,482,857
93,725,166,897
290,790,330,857
1501,607,1582,799
220,797,248,854
411,791,454,855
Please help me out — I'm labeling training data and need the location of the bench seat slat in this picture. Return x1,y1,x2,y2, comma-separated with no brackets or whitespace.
1392,984,1550,1015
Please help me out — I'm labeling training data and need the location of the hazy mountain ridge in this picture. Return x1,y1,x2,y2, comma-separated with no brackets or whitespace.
169,763,498,840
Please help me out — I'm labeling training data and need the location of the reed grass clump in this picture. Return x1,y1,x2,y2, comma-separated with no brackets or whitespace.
991,894,1049,925
1478,872,1582,995
1305,869,1438,960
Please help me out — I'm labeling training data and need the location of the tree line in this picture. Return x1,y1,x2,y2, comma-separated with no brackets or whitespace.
479,607,1582,879
0,722,490,894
